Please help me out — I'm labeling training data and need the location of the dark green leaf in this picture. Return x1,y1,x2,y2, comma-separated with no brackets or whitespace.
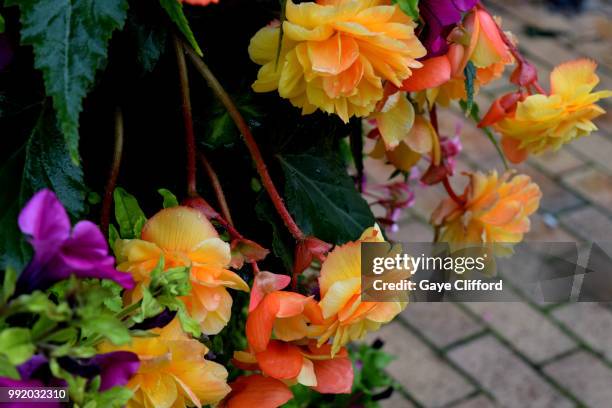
108,224,120,252
255,195,293,272
0,146,27,270
158,188,179,208
204,95,262,149
159,0,202,56
392,0,419,21
0,14,5,33
127,12,167,74
113,187,146,239
278,153,375,244
21,107,87,217
6,0,129,162
463,61,476,115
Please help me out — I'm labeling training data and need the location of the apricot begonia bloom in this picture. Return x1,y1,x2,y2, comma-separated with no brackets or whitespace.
248,0,426,122
99,319,231,408
432,171,541,249
115,207,249,335
494,59,612,161
315,226,406,356
182,0,218,5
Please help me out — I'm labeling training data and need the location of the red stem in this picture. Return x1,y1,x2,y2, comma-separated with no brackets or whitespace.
199,152,234,226
183,43,305,241
101,107,124,237
442,177,464,206
173,35,198,197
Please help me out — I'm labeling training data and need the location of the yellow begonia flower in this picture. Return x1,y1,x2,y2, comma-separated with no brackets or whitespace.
115,207,249,335
432,171,541,250
495,59,612,157
248,0,426,122
314,225,406,355
99,319,230,408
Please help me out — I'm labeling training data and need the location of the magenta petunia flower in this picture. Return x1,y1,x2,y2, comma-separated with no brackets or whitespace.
58,351,140,391
15,189,134,294
419,0,478,57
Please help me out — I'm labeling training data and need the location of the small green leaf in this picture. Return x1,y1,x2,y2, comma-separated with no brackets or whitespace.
81,315,131,345
2,267,17,305
113,187,147,239
108,224,120,250
157,295,200,337
392,0,419,21
158,188,179,208
6,0,129,163
0,328,35,365
159,0,202,56
127,11,168,74
0,355,20,379
0,14,5,34
278,153,376,244
463,61,477,115
132,286,163,324
101,280,124,313
85,386,133,408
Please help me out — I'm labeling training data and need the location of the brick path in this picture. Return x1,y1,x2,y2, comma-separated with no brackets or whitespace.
372,1,612,407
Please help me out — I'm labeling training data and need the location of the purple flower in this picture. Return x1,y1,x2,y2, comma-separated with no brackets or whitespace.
59,351,139,391
0,355,62,408
15,189,134,294
419,0,478,57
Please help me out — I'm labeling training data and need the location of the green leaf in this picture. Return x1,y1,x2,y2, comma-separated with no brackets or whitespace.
81,315,131,345
463,61,476,115
127,11,167,74
21,107,87,217
132,286,163,324
159,0,202,56
101,280,124,313
278,153,376,244
204,95,262,149
0,355,19,379
9,291,72,321
158,188,179,208
108,224,120,250
85,386,133,408
255,195,293,272
113,187,147,239
157,295,200,337
2,267,17,305
6,0,129,163
0,328,35,365
392,0,419,21
0,14,5,34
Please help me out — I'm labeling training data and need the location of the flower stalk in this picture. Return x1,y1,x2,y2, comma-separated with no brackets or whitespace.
101,107,124,237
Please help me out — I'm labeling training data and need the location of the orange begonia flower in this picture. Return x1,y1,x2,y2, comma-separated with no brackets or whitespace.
99,319,230,408
432,171,541,250
248,0,426,122
493,59,612,162
182,0,219,5
221,375,292,408
115,207,249,335
314,226,407,356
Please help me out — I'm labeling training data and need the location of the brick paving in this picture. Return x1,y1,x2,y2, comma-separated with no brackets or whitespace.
373,1,612,406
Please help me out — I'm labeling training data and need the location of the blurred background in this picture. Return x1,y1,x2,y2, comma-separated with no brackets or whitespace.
368,0,612,406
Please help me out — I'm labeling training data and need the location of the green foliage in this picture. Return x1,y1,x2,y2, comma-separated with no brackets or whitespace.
392,0,420,21
5,0,129,163
113,187,147,239
255,195,293,272
159,0,202,56
1,267,17,305
0,14,5,33
126,12,168,74
158,188,179,208
279,152,376,244
204,95,262,149
0,327,35,365
463,61,477,114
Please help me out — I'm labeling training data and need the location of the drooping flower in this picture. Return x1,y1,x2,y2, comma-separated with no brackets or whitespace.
491,59,612,162
115,206,249,334
99,318,231,408
15,189,134,295
314,226,407,355
248,0,426,122
418,0,478,56
221,374,293,408
431,171,541,249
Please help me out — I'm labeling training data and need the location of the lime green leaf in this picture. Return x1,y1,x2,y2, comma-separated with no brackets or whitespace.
463,61,476,115
132,286,163,324
157,295,200,337
81,315,131,345
159,0,202,56
21,107,87,217
392,0,419,21
113,187,147,239
5,0,129,163
108,224,120,250
0,14,5,34
278,153,376,244
2,266,17,305
85,386,133,408
158,188,179,208
0,328,35,365
0,355,19,379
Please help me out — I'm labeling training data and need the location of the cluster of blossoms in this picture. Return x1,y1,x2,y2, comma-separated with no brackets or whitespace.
2,0,611,407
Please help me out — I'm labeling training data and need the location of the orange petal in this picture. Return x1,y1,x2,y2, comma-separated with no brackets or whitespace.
401,55,451,92
226,375,292,408
308,32,359,75
312,357,354,394
249,272,291,312
501,136,528,164
255,340,304,380
246,294,280,353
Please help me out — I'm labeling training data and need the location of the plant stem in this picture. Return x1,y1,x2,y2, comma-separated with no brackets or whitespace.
183,42,305,241
442,177,464,206
199,152,234,226
173,35,198,197
101,107,124,237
